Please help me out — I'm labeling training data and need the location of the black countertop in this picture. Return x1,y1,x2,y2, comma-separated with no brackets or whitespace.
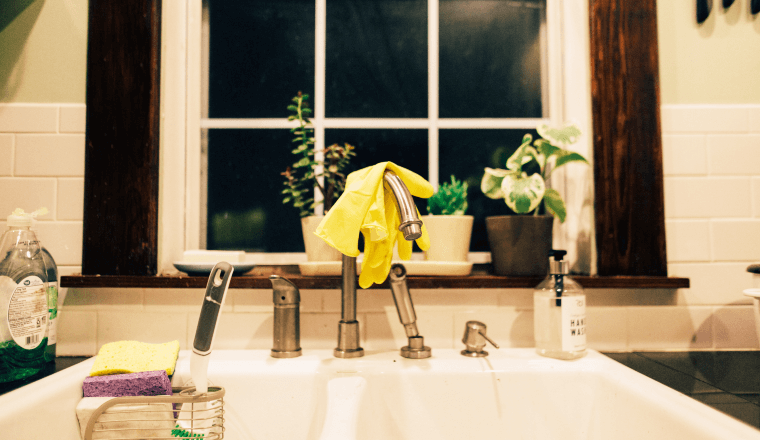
0,356,90,397
606,351,760,429
3,352,760,431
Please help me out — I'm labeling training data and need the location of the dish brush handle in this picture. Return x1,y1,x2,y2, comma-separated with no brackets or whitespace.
193,261,233,355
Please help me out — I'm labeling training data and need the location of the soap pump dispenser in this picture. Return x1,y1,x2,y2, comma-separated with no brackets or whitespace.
533,250,586,360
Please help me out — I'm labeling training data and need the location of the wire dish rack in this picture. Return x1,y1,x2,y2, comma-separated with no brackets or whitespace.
83,386,225,440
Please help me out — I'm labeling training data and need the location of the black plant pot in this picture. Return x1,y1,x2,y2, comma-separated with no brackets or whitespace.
485,215,553,276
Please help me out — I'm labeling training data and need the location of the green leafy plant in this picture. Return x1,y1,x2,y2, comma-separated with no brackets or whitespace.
480,123,588,223
281,92,355,217
427,175,469,216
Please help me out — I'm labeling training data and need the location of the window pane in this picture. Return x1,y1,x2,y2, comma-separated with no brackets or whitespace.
325,128,429,209
326,0,428,118
439,129,539,251
208,0,315,118
439,0,544,118
206,129,306,252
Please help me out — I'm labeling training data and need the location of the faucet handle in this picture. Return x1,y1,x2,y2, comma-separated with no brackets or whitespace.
270,275,302,358
461,321,500,357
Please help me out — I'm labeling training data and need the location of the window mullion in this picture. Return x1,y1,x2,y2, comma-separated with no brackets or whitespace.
314,0,327,215
428,0,440,189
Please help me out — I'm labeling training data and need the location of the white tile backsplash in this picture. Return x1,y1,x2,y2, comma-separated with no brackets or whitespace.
662,134,708,176
749,107,760,132
0,135,13,176
96,310,188,351
711,220,760,261
56,310,97,356
586,306,628,351
706,134,760,175
661,105,751,134
664,177,753,218
628,306,713,350
58,104,86,133
712,306,759,349
0,104,58,133
15,134,85,176
666,220,711,262
0,177,56,217
33,221,83,266
7,102,755,356
57,177,84,220
669,262,754,306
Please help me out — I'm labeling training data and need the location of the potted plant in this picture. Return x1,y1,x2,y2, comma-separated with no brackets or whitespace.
423,175,473,262
480,123,588,276
281,92,355,261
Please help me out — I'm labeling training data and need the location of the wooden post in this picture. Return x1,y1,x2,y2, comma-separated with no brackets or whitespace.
82,1,162,275
589,0,668,276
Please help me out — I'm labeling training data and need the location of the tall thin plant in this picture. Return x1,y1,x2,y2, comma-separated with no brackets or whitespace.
281,92,355,217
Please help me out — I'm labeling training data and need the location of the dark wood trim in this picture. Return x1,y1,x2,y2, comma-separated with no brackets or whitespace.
589,0,668,276
82,1,162,275
62,265,689,290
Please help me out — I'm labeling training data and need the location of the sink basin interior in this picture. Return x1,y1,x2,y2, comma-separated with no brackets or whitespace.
1,349,759,440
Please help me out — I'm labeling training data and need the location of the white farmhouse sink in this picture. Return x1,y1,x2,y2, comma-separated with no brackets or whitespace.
1,349,759,440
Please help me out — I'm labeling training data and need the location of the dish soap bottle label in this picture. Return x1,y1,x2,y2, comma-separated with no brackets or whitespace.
46,281,58,345
8,276,47,349
561,296,586,352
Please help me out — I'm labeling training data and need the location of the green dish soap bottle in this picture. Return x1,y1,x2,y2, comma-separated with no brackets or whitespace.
41,247,58,362
533,250,586,360
0,208,50,382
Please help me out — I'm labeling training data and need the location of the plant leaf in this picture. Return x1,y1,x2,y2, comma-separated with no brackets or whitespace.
481,167,512,199
294,157,311,168
555,151,589,169
543,188,566,223
506,139,538,172
537,123,582,147
501,173,545,213
534,139,561,160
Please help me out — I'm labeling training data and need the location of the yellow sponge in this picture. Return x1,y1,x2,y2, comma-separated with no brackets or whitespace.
89,340,180,377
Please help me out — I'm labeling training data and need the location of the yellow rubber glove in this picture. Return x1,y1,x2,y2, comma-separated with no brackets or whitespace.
315,162,433,288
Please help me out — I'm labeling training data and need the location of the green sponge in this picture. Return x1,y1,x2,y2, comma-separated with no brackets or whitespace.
89,340,180,376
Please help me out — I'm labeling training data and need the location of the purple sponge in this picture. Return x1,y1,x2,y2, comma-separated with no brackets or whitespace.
83,370,172,397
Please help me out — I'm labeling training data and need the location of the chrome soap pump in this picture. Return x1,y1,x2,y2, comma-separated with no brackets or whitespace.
533,250,586,360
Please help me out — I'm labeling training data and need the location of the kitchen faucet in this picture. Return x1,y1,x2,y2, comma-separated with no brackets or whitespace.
334,170,430,359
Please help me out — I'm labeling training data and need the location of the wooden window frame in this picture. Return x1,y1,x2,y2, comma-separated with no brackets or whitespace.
81,0,667,278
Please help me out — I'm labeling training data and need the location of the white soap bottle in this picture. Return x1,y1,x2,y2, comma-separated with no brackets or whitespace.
533,250,586,360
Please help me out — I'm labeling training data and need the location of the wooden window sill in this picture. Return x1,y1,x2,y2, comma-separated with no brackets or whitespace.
61,265,690,290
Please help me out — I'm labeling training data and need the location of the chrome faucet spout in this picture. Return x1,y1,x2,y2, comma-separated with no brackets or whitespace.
383,170,423,240
389,263,431,359
334,170,424,359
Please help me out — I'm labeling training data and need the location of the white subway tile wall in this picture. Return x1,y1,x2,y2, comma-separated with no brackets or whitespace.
3,103,759,356
0,103,85,275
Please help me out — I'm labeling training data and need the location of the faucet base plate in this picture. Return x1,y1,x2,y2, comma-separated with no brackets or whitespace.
271,348,303,358
334,347,364,358
401,345,432,359
460,349,488,357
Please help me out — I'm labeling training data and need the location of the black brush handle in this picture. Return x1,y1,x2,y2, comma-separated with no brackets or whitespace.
697,0,712,23
193,262,233,354
752,0,760,14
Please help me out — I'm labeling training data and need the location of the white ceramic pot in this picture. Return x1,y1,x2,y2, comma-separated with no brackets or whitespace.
301,216,342,262
421,215,473,262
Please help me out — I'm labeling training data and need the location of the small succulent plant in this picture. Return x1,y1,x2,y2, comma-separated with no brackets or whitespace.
281,92,355,217
427,175,469,216
480,123,588,223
